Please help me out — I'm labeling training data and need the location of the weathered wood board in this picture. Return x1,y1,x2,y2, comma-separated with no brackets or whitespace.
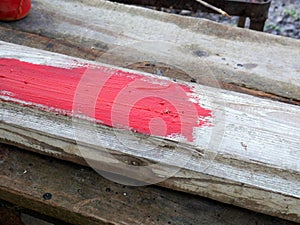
0,41,300,222
0,0,299,102
1,145,298,225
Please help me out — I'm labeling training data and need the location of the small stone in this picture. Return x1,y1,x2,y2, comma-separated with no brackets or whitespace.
179,10,192,16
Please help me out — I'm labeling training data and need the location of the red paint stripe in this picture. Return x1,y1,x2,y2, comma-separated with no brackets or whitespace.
0,58,212,141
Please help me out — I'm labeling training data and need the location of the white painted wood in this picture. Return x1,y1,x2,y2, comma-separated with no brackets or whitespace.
0,41,299,222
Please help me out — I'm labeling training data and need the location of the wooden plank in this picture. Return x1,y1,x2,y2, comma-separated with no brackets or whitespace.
0,0,299,101
0,41,300,222
1,145,298,225
0,26,298,107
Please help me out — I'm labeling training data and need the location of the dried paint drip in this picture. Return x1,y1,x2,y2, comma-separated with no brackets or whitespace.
0,58,212,141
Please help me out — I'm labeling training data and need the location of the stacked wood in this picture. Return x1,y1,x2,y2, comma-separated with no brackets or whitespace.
0,0,299,223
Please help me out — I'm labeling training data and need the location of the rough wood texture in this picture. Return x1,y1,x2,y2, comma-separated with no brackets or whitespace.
0,0,299,102
0,145,298,225
0,41,299,222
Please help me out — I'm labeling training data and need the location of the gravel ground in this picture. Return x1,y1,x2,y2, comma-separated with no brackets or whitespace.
160,0,300,39
263,0,300,38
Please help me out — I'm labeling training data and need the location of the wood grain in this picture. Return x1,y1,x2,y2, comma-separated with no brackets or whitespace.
0,0,299,101
1,145,297,225
0,41,299,222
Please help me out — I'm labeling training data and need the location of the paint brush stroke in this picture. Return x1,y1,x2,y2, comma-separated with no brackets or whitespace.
0,58,212,141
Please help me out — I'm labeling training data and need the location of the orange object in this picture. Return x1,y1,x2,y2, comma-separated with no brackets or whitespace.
0,0,31,21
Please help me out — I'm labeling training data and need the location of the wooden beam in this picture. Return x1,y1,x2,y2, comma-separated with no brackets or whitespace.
0,41,299,222
0,0,299,101
1,145,297,225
